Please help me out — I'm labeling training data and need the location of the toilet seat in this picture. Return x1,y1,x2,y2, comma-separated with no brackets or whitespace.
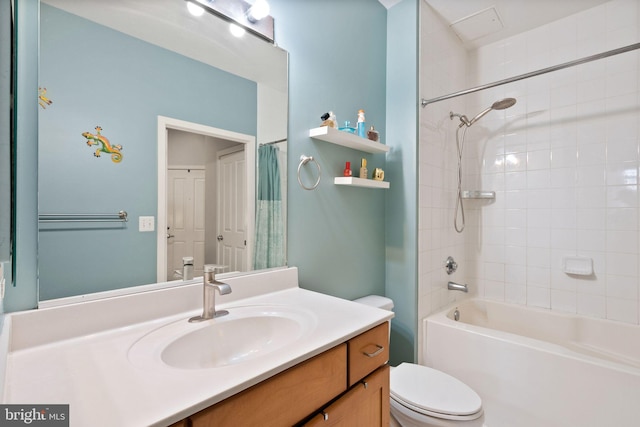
390,363,483,421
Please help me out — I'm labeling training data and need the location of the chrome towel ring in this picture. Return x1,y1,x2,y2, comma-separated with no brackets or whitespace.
297,154,321,190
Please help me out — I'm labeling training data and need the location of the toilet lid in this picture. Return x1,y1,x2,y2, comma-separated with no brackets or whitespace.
390,363,482,417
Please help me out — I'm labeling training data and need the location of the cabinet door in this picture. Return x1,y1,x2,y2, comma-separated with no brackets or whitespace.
304,365,390,427
190,344,347,427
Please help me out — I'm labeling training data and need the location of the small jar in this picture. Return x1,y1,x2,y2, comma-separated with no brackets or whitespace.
367,126,379,142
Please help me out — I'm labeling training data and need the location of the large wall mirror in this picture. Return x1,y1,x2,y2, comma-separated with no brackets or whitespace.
38,0,288,303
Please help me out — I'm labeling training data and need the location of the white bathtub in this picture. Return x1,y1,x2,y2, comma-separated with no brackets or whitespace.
423,299,640,427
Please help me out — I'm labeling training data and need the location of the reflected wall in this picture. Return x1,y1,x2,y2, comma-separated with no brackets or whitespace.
38,4,257,300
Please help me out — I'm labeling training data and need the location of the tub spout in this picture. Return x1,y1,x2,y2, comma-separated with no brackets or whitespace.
448,281,468,293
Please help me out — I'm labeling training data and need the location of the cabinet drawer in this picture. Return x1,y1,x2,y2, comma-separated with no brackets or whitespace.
190,344,347,427
347,322,389,387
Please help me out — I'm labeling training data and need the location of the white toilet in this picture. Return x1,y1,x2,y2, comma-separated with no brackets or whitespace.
354,296,484,427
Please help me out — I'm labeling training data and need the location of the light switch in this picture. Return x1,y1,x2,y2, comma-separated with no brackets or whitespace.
139,216,155,232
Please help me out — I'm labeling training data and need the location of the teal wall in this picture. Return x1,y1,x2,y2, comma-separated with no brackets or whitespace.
270,0,388,301
385,0,419,364
271,0,419,364
37,5,256,300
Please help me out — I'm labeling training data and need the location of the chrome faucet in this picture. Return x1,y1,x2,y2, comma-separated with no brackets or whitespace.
189,264,231,322
447,281,468,293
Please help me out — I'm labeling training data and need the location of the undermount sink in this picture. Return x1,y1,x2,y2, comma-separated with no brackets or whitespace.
128,305,317,370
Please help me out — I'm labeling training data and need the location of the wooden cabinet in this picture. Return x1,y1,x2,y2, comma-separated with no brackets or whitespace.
180,322,389,427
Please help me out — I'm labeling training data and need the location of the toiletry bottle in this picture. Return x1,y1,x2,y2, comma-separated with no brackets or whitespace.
357,109,366,138
343,161,352,177
329,111,338,128
359,158,368,179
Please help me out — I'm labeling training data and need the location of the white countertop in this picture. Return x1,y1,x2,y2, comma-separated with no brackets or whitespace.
2,268,392,426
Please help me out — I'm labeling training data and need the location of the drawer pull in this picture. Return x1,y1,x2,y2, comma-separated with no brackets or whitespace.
362,344,384,358
322,411,329,421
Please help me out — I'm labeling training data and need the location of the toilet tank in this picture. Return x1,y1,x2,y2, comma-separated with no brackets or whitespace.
353,295,394,311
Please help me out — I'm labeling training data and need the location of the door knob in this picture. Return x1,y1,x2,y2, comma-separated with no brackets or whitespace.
217,235,224,241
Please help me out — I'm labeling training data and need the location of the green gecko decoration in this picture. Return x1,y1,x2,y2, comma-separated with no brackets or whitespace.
82,126,123,163
38,87,53,109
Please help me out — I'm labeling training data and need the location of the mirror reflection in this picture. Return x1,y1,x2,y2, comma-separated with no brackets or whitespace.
37,0,288,302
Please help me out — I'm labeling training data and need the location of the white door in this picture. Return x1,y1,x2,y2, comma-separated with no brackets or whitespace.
167,168,206,279
217,149,247,271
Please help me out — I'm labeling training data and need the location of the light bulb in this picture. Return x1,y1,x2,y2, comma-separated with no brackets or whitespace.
247,0,270,22
186,1,205,17
229,23,246,38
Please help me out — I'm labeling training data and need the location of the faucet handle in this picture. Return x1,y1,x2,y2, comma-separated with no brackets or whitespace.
204,264,228,280
204,264,227,273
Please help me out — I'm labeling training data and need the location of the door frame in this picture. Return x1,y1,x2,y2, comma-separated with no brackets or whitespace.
157,116,255,283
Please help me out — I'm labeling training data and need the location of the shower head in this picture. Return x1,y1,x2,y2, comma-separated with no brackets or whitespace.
491,98,517,110
451,98,517,128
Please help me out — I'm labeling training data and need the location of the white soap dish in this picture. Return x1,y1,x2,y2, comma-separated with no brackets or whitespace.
562,256,593,276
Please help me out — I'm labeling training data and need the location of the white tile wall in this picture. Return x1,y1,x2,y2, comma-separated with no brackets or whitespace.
419,0,640,331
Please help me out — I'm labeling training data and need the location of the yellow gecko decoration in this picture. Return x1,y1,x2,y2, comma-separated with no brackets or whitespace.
82,126,123,163
38,87,53,109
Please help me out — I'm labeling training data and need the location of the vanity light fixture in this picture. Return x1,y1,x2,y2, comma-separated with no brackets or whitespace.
246,0,270,22
229,23,246,38
185,0,275,43
186,1,205,16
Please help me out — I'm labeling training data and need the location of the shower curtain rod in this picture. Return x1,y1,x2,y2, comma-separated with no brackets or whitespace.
420,41,640,107
260,138,287,146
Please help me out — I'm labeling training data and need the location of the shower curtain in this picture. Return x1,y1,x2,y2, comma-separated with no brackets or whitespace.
253,144,285,269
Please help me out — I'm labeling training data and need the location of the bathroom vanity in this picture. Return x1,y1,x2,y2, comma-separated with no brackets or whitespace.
1,267,392,426
179,322,389,426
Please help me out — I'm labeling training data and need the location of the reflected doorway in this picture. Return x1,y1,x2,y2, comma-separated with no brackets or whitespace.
157,116,255,283
166,167,206,280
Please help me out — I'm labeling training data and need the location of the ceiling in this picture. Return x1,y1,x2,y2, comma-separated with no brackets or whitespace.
424,0,611,49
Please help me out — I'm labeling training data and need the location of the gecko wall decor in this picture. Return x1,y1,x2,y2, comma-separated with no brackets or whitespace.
38,87,53,109
82,126,123,163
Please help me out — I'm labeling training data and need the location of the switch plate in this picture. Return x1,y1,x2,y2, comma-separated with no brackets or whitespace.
139,216,155,232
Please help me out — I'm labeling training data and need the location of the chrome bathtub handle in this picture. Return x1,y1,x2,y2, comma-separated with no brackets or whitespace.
363,344,384,358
